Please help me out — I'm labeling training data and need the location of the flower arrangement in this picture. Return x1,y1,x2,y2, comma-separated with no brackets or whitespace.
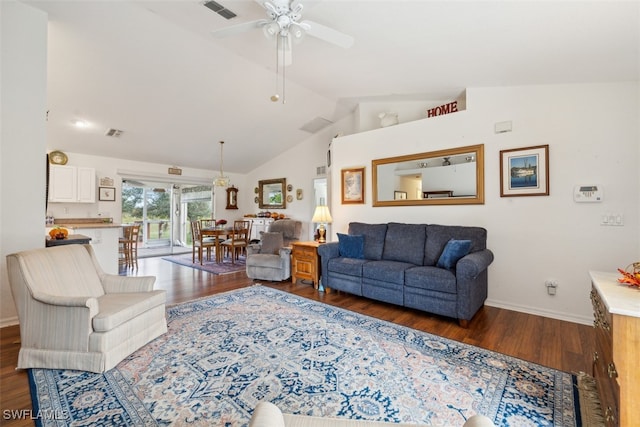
618,262,640,288
48,226,69,240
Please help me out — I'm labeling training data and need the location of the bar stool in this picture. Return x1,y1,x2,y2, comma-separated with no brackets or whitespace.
119,224,141,269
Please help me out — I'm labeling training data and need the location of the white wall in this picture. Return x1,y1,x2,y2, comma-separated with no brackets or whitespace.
329,82,639,325
0,1,48,326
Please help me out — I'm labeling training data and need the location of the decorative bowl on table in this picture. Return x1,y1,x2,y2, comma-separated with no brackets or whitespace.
49,227,69,240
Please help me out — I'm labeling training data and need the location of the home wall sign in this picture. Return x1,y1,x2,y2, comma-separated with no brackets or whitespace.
426,101,458,118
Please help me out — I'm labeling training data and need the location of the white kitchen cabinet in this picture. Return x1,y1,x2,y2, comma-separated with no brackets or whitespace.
49,165,96,203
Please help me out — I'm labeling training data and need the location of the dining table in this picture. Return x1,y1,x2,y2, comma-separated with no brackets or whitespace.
201,226,231,263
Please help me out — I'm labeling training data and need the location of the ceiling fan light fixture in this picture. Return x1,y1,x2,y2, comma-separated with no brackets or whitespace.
214,140,230,187
263,22,279,38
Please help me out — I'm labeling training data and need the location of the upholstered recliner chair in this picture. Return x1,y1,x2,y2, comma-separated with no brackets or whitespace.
246,232,292,281
6,244,167,373
268,219,302,247
245,219,302,281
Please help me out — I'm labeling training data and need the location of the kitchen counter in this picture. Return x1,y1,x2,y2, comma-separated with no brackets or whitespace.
52,218,121,229
47,219,121,274
53,222,122,229
46,234,92,247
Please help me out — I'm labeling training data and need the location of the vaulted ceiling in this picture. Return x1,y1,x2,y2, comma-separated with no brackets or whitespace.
26,0,639,173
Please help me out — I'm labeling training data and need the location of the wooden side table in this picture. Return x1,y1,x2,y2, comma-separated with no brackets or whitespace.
291,241,321,289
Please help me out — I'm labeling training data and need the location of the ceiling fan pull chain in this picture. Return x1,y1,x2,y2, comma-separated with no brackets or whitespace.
282,36,286,104
270,35,280,102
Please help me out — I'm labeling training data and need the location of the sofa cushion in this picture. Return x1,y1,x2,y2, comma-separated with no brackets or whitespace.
424,224,487,266
338,233,365,259
260,232,284,255
328,257,369,277
93,290,166,332
363,260,414,285
382,223,426,265
405,266,457,293
436,239,472,269
348,222,388,260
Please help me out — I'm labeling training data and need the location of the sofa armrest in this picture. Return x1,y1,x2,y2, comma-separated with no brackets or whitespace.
247,243,261,255
318,242,340,288
317,242,339,259
32,291,98,310
102,274,156,293
456,249,494,279
25,292,97,351
279,247,292,258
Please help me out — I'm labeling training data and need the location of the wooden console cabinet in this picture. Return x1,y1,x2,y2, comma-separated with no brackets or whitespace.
291,241,321,289
589,271,640,426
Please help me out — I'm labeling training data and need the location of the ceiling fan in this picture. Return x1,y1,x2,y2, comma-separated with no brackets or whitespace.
210,0,354,62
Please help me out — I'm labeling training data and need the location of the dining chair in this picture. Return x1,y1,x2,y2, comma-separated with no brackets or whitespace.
200,219,216,229
190,220,216,264
221,220,250,263
119,224,141,269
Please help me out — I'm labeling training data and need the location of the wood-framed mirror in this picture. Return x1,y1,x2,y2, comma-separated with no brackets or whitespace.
372,144,484,206
258,178,287,209
226,186,238,209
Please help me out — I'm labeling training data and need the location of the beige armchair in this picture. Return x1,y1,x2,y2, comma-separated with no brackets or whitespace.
6,244,167,373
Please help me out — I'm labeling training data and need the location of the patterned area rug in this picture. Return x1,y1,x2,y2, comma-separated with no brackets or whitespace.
29,286,582,426
161,253,246,275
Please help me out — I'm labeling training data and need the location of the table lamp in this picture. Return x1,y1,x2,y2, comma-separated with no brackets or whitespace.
311,205,333,243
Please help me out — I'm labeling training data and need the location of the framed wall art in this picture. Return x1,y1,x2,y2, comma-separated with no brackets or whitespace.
99,187,116,201
341,167,365,204
500,145,549,197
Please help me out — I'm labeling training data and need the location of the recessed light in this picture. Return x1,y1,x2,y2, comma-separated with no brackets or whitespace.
71,119,88,128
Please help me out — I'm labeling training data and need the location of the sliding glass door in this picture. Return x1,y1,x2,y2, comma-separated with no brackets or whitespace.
122,180,212,257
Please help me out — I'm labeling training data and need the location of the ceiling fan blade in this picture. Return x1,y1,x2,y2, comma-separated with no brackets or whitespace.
302,19,354,48
210,19,269,38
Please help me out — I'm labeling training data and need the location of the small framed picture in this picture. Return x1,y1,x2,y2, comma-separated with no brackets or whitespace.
341,167,365,204
500,145,549,197
99,186,116,201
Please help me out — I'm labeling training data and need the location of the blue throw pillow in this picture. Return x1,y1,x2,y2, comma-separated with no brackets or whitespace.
436,239,472,269
338,233,365,259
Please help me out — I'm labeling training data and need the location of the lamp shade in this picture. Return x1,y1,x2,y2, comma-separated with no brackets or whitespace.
311,205,333,224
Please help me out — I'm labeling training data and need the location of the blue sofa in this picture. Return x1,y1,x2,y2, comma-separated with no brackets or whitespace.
317,222,494,326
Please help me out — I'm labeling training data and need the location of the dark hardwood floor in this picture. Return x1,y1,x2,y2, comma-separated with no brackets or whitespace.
0,256,595,426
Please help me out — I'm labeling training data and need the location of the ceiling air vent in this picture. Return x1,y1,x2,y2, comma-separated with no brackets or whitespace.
105,128,123,137
300,117,333,134
204,1,237,20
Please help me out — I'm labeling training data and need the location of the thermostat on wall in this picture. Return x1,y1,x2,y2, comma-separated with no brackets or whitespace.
573,185,603,203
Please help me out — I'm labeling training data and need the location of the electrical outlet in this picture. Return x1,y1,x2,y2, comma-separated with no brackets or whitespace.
545,279,558,295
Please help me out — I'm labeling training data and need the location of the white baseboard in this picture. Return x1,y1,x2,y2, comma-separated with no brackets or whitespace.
0,317,19,329
485,299,593,326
